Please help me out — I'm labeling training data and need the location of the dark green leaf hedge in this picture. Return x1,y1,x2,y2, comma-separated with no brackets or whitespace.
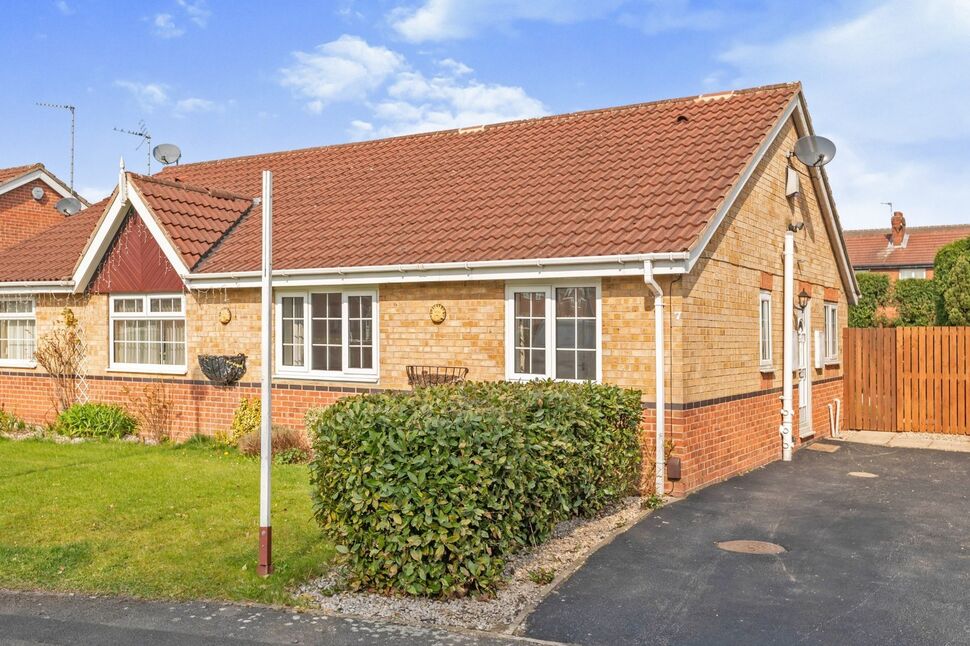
307,380,642,597
935,236,970,325
893,278,937,327
849,272,891,328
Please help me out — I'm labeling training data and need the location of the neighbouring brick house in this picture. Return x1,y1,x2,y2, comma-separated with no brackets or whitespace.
844,212,970,280
0,83,857,494
0,163,87,251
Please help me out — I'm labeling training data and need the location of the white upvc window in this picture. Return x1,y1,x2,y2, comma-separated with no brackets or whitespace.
505,281,601,382
0,295,36,367
899,268,927,279
275,289,379,382
109,294,187,374
759,291,772,370
824,302,839,364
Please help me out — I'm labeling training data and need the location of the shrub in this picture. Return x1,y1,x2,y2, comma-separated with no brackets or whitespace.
238,425,312,464
34,308,86,413
55,403,137,439
123,383,175,443
0,408,30,435
849,272,891,328
893,279,938,327
933,236,970,325
942,254,970,326
307,380,642,597
218,397,261,446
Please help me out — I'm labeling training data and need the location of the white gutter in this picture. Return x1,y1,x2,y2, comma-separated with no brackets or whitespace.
780,230,795,461
643,260,666,493
0,281,75,294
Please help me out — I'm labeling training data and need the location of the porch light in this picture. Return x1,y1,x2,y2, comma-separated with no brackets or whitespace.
797,289,810,311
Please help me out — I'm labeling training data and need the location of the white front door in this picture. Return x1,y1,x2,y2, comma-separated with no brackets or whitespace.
796,306,813,437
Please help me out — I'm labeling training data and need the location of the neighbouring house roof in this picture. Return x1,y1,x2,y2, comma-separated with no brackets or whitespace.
0,82,857,300
0,162,87,205
0,164,42,185
844,224,970,269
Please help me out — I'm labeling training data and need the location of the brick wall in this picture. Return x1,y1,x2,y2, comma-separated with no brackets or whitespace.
0,179,67,250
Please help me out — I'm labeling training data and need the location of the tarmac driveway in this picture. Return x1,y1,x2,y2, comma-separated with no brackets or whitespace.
525,441,970,646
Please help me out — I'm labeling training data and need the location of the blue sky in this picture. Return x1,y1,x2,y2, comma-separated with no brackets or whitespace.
1,0,968,228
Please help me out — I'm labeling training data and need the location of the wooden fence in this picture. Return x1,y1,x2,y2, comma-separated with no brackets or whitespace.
844,327,970,434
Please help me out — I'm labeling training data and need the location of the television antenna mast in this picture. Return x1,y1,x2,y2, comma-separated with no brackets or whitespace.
881,201,894,216
114,121,152,173
35,102,76,193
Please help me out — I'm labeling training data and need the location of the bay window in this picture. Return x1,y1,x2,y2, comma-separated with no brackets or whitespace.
0,296,36,366
110,294,186,373
276,290,378,380
506,283,600,381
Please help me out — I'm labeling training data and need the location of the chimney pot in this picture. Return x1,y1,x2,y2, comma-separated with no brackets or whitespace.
891,211,906,246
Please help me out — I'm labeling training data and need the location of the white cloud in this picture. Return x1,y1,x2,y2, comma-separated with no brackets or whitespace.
390,0,623,42
176,0,210,27
152,13,185,38
174,97,221,116
280,35,405,113
618,0,721,35
114,80,170,111
54,1,74,16
719,0,970,227
280,35,548,137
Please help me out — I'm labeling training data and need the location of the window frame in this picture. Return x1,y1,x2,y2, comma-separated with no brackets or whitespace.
504,280,602,383
108,293,187,375
0,295,37,368
759,291,773,371
273,288,380,383
823,302,839,365
899,268,927,280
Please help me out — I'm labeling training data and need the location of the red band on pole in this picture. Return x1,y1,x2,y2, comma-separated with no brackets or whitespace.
257,526,273,576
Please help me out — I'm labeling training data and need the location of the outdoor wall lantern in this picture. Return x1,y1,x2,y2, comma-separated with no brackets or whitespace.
797,289,811,311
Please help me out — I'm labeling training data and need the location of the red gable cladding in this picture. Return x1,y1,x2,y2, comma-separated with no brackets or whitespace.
89,210,185,293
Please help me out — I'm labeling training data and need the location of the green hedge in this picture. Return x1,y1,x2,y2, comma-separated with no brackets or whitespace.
894,278,937,327
849,272,891,328
307,380,642,597
935,237,970,325
55,403,137,439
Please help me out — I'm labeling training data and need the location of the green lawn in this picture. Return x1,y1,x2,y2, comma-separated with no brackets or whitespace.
0,438,333,604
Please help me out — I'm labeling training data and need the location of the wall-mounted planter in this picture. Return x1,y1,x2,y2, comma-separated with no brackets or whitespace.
198,354,247,386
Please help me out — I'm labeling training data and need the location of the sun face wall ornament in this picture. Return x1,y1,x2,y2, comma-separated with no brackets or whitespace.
218,307,232,325
429,303,447,324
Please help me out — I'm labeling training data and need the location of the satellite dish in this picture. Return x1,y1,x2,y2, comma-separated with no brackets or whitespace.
55,196,83,216
794,135,836,168
152,143,182,166
31,186,45,200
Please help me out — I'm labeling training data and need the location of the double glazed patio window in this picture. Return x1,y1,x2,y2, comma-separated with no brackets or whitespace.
0,296,36,366
277,290,378,379
507,284,599,381
110,294,186,372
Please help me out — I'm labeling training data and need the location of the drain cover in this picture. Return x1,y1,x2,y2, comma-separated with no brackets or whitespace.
716,540,786,554
848,471,878,478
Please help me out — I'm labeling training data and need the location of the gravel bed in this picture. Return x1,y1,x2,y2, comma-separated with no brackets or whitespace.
296,496,651,632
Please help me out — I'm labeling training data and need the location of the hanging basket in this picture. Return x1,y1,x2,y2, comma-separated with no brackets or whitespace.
198,354,247,386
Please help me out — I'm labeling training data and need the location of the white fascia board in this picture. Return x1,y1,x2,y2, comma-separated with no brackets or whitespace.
0,281,75,294
185,252,690,290
70,179,191,293
686,93,801,274
0,168,77,201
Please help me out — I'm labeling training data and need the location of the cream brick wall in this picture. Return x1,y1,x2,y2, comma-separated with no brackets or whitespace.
675,117,851,402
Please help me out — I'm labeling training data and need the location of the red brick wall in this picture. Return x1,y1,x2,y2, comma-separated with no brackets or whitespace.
0,179,67,250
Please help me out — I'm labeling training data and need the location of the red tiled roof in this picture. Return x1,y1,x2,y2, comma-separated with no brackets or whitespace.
154,83,800,274
0,164,42,185
844,224,970,268
128,173,253,270
0,195,111,282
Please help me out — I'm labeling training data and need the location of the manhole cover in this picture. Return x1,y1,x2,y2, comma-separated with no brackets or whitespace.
807,443,840,453
716,540,786,554
848,471,878,478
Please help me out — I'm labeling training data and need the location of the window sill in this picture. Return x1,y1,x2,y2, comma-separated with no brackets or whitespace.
759,364,774,373
824,359,840,367
274,371,380,384
107,365,188,376
0,360,37,370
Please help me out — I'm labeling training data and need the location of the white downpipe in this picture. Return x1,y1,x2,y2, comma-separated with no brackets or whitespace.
258,170,273,575
643,261,666,492
781,230,795,461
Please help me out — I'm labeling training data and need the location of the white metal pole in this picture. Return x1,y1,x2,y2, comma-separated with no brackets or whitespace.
258,170,273,576
780,230,795,461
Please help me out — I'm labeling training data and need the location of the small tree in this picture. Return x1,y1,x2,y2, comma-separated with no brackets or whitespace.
933,236,970,325
894,279,937,327
34,308,85,413
942,255,970,326
849,272,891,327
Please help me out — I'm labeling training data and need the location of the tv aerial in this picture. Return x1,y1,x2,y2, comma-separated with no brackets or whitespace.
35,102,77,193
114,121,152,173
152,143,182,166
793,135,836,168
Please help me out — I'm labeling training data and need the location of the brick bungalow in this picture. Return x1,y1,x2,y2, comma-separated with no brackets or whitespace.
0,82,857,494
0,163,87,251
845,211,970,281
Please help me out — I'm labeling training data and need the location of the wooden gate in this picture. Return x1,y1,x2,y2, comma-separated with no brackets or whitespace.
844,327,970,434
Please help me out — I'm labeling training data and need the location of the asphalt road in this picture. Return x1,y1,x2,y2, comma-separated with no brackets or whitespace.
526,441,970,646
0,591,556,646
